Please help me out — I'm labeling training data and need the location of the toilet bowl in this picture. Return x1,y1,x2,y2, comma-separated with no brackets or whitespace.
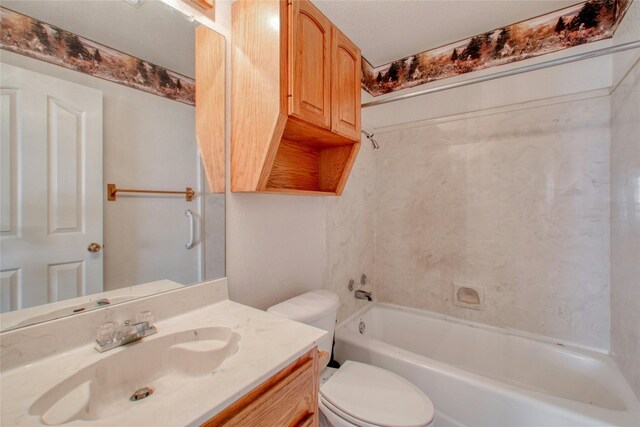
268,290,434,427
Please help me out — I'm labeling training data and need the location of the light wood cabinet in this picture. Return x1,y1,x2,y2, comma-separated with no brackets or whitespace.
202,348,319,427
231,0,361,195
331,27,361,141
289,0,332,129
195,25,225,193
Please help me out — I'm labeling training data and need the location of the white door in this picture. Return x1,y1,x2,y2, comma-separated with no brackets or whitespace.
0,63,103,312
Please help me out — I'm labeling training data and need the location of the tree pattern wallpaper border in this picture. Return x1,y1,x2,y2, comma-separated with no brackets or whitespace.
0,7,196,106
362,0,633,97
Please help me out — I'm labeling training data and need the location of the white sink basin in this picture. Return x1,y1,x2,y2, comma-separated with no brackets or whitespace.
29,327,240,425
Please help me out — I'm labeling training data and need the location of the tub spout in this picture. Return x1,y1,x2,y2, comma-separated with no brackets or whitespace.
355,290,373,301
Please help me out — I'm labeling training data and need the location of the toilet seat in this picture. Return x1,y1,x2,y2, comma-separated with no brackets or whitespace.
319,361,434,427
320,396,381,427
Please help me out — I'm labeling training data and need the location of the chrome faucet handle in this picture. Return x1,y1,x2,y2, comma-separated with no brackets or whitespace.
96,321,117,346
135,310,154,325
349,274,370,292
94,313,157,353
360,274,369,286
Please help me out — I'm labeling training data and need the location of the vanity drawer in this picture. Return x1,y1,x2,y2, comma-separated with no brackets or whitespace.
203,347,319,426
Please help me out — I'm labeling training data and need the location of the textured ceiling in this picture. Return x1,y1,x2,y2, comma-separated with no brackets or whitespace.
313,0,580,66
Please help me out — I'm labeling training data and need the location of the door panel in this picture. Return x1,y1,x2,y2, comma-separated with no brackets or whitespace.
0,268,21,312
289,0,331,129
0,64,103,312
48,261,85,302
0,88,20,238
331,27,361,140
48,97,84,234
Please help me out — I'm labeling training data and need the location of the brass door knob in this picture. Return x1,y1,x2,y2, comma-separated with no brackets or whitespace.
87,243,102,253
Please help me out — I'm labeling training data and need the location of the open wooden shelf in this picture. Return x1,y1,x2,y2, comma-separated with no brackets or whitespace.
265,139,359,194
231,0,361,196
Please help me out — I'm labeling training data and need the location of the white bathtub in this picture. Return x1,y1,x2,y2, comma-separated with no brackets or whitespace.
334,304,640,427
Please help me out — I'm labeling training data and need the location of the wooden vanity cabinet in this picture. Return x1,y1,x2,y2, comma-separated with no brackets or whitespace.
202,348,319,426
231,0,361,195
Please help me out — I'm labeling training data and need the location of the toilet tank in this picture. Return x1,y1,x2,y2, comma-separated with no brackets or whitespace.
267,290,340,355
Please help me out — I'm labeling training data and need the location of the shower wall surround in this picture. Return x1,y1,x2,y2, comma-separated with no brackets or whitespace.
610,0,640,400
374,93,611,350
610,59,640,399
325,140,376,324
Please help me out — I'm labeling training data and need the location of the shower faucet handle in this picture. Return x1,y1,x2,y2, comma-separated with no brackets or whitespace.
361,274,369,286
349,274,371,292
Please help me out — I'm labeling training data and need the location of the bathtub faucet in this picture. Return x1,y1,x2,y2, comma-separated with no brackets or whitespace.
355,290,373,301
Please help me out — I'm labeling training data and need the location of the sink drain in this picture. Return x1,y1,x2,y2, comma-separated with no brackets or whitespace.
130,386,154,401
359,321,366,334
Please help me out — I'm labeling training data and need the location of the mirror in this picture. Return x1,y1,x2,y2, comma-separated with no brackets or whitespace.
0,0,225,331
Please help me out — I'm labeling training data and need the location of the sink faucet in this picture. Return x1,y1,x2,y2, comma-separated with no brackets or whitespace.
95,311,157,352
355,290,373,301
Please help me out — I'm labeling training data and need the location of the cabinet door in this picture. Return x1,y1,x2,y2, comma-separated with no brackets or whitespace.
201,348,319,426
289,0,331,130
331,27,361,141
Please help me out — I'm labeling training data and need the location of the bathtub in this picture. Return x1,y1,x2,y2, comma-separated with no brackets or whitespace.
334,303,640,427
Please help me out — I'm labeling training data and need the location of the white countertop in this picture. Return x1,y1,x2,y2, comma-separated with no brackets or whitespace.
1,297,327,426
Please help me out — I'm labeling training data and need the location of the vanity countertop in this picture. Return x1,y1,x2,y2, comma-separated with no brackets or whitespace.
1,297,327,426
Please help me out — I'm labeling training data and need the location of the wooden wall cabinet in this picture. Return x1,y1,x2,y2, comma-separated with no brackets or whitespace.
202,348,320,426
331,27,361,141
289,0,332,129
232,0,361,195
195,25,225,193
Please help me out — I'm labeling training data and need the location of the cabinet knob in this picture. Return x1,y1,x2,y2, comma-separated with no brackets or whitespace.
87,243,102,253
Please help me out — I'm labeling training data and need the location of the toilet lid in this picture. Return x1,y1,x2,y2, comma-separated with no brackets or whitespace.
320,361,434,427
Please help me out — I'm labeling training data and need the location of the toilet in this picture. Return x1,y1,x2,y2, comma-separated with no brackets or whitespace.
268,290,434,427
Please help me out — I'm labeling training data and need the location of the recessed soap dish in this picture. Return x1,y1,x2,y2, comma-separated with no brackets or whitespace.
453,284,484,310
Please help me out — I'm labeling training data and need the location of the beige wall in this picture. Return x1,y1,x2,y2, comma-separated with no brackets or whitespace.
373,92,612,350
226,194,326,309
